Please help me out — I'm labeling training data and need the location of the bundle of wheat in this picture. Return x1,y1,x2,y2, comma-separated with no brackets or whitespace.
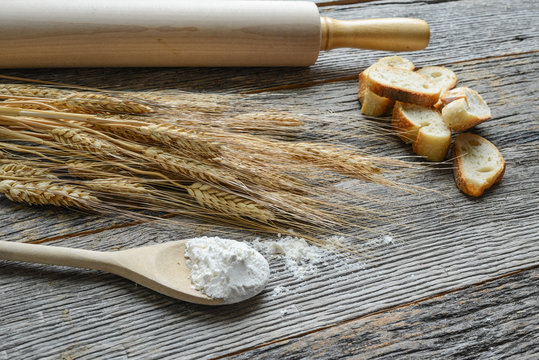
0,82,422,247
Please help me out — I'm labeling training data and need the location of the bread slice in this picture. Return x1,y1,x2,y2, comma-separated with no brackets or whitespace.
377,56,415,70
441,87,491,131
417,66,457,93
452,133,505,197
358,56,415,116
392,101,451,161
417,66,457,108
366,66,441,107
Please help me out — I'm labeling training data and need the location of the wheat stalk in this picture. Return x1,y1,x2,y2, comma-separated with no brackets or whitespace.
65,160,128,179
0,180,99,209
187,182,274,222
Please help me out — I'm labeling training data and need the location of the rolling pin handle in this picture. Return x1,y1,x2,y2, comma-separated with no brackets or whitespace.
320,17,430,52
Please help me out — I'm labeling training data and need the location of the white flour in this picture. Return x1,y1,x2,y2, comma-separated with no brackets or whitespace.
251,236,325,278
184,237,270,304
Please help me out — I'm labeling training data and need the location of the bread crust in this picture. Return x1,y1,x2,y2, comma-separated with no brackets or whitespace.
392,101,420,143
392,102,451,161
413,124,451,161
358,57,416,116
367,66,441,107
358,65,394,116
441,88,491,131
452,133,505,197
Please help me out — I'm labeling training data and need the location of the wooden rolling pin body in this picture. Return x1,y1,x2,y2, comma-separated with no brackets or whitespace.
0,0,429,68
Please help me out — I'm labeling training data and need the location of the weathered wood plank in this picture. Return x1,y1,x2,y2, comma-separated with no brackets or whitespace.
0,0,536,92
0,1,537,359
230,268,539,360
0,197,132,243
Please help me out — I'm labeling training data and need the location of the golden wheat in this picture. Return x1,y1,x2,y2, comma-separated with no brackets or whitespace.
0,180,99,209
0,84,153,114
139,123,221,156
284,142,384,181
143,147,238,186
0,84,66,99
86,178,149,194
50,127,121,156
96,122,222,157
187,182,274,222
0,162,57,179
0,82,421,245
231,112,303,128
60,93,153,114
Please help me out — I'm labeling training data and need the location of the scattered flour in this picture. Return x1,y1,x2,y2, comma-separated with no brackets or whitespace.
251,236,326,278
184,237,270,304
366,235,395,247
270,285,290,298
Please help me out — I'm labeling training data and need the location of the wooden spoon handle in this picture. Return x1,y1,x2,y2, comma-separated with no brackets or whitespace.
320,17,430,51
0,241,112,271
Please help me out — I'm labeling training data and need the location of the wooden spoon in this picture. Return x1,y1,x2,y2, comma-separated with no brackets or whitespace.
0,240,225,305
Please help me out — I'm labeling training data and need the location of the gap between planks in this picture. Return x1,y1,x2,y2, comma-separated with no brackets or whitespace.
214,264,539,360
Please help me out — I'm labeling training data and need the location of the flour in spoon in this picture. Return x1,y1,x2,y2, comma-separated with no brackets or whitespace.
184,237,270,304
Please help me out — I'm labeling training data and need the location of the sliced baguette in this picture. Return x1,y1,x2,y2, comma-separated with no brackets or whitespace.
417,66,457,93
441,87,491,131
417,66,458,109
392,101,451,161
366,66,441,107
452,133,505,197
358,56,415,116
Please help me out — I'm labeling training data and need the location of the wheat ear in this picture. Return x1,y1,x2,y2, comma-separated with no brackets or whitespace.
86,178,149,194
59,93,153,114
144,147,238,186
0,84,152,114
0,162,57,179
139,123,221,156
96,122,221,157
0,180,98,209
231,112,303,128
50,127,121,156
187,182,274,222
0,84,66,99
285,142,383,181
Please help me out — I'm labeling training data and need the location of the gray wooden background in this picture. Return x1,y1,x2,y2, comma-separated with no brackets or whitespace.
1,0,537,359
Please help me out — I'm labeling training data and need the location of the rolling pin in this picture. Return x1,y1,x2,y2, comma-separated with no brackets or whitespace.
0,0,430,68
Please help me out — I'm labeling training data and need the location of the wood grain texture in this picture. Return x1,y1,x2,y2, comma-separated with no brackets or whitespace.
0,0,538,359
230,268,539,360
0,53,537,359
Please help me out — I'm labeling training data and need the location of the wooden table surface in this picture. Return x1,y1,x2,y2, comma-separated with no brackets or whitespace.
1,0,537,359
